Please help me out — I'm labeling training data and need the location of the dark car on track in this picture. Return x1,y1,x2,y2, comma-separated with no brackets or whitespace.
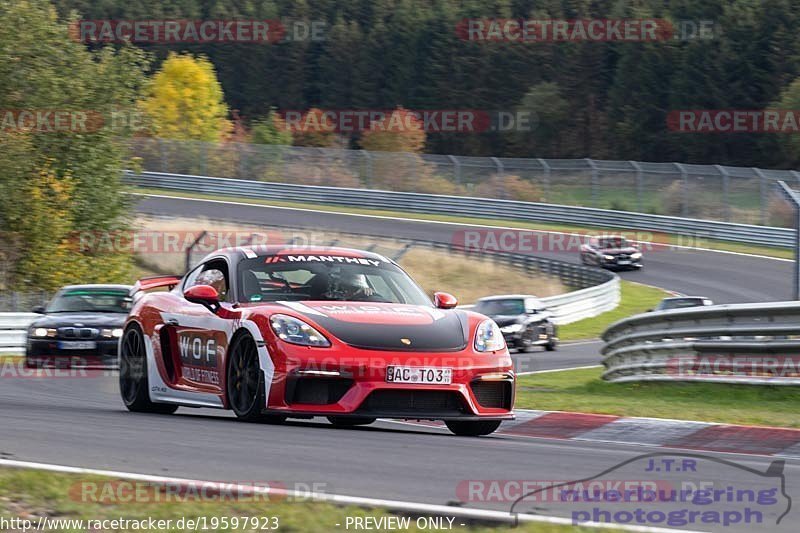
580,235,643,270
473,295,558,352
25,284,133,368
652,296,713,311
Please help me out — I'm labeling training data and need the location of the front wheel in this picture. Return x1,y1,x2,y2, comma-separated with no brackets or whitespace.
119,326,178,414
445,420,502,436
227,333,285,424
545,336,558,351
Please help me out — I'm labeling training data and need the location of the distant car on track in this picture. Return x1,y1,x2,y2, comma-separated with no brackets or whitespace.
473,295,557,352
119,246,514,436
25,284,133,368
580,235,643,270
652,296,713,311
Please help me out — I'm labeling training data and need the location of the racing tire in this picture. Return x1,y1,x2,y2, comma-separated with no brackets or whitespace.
545,337,558,351
519,326,537,353
327,416,376,427
445,420,502,436
227,332,285,424
119,325,178,414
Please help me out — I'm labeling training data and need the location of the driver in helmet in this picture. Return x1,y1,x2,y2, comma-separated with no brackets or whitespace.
195,268,227,299
331,269,374,300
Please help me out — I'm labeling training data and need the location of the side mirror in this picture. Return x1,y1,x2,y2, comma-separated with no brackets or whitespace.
32,306,46,314
184,285,221,312
433,292,458,309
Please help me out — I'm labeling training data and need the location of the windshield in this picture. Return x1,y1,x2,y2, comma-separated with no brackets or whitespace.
474,299,526,316
598,237,628,249
46,288,132,313
238,255,431,305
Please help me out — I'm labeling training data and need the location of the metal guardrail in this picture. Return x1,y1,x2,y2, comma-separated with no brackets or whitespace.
128,171,795,247
601,302,800,384
0,313,36,355
131,138,800,226
541,276,620,324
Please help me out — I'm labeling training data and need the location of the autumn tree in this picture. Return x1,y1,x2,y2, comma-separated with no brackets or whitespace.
141,53,231,142
0,0,146,291
251,108,293,145
290,108,340,147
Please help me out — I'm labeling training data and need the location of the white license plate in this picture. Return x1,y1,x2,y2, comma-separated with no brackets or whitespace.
617,260,631,265
386,366,452,384
57,341,96,350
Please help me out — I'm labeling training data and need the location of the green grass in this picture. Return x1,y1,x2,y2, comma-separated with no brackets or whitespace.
515,367,800,428
133,187,792,259
0,468,597,532
558,281,670,342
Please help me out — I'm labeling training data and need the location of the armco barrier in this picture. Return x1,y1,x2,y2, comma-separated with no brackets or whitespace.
601,302,800,384
127,171,794,247
0,313,36,355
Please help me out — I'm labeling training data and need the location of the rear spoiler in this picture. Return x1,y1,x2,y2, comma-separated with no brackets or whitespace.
130,275,182,296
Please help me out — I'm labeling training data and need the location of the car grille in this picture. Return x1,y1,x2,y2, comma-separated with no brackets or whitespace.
616,254,629,261
286,377,352,405
359,390,465,415
471,381,512,409
58,327,99,339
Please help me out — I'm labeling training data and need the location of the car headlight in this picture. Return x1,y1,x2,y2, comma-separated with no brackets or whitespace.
631,252,642,259
102,328,124,338
499,323,524,334
270,314,330,347
603,254,615,261
475,319,506,352
30,327,56,338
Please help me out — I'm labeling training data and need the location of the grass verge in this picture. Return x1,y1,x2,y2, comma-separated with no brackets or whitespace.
134,187,792,260
558,281,670,342
0,468,595,532
515,367,800,428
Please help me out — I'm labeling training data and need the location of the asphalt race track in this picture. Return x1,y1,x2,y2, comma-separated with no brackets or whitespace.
135,194,793,304
1,193,797,532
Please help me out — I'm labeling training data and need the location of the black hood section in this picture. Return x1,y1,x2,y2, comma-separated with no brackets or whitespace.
310,311,469,352
599,247,638,255
489,315,522,328
30,312,127,328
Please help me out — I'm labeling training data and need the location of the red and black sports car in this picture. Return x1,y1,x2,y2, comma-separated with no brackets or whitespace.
119,245,514,436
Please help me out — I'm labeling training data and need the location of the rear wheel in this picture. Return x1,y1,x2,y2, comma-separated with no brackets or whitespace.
227,333,285,424
119,325,178,414
327,416,376,427
445,420,502,436
545,336,558,351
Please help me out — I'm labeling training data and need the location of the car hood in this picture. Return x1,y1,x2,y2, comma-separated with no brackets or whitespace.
489,313,550,327
488,315,523,328
598,247,639,255
275,301,469,352
30,312,128,328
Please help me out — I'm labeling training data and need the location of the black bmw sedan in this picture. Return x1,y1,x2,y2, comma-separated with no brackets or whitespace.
473,295,558,352
25,284,132,368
